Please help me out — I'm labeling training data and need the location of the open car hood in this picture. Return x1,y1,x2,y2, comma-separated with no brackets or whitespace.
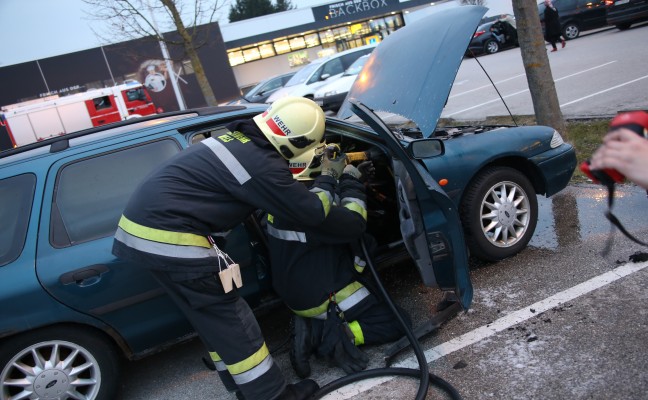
338,5,487,137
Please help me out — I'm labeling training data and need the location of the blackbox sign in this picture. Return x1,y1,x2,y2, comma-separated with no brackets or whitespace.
312,0,399,22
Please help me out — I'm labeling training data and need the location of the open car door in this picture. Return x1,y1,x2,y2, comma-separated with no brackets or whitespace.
350,100,473,309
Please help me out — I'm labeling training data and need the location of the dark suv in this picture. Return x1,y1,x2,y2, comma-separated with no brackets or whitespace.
606,0,648,30
538,0,609,39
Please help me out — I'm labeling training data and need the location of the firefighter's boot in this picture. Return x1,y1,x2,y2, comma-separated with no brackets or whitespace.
290,316,313,378
275,379,320,400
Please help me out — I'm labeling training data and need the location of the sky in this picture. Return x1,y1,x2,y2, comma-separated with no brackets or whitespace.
0,0,513,67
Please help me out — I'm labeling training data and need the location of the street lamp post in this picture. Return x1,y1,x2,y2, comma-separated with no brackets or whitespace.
146,0,187,110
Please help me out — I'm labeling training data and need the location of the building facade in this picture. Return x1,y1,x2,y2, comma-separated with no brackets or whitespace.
0,0,459,111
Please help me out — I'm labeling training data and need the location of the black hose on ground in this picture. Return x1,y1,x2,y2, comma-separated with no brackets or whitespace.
310,237,462,399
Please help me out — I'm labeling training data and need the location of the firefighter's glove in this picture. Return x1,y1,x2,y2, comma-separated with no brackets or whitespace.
357,161,375,183
342,164,362,180
317,301,369,374
321,152,347,180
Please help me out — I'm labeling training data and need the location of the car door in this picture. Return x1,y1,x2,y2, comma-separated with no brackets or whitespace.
350,100,473,309
577,0,607,29
35,137,191,353
34,135,269,354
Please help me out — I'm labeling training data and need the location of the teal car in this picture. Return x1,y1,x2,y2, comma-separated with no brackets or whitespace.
0,6,574,400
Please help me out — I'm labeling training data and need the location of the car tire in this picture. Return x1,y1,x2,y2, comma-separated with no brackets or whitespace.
484,39,500,54
615,23,632,30
460,167,538,261
0,326,120,400
563,22,580,40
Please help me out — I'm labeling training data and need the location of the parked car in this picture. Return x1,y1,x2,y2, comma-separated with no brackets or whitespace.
606,0,648,30
0,6,576,399
466,17,518,56
266,44,377,103
231,72,296,104
313,55,370,112
538,0,609,39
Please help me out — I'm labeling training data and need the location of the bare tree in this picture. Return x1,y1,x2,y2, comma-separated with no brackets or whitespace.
82,0,223,107
512,0,567,137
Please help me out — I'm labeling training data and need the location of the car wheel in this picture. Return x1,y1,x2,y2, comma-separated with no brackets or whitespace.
460,167,538,261
484,39,499,54
0,326,120,400
616,23,632,30
563,23,579,39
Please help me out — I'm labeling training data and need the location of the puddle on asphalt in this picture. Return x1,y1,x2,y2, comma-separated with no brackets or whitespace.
530,184,648,250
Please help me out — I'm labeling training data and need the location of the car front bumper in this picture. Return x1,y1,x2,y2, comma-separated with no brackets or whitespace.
532,143,577,197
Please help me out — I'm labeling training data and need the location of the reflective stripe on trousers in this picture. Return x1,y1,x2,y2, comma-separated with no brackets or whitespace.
292,281,370,320
212,343,274,385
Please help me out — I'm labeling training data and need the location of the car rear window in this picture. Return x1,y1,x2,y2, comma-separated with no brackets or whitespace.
0,173,36,266
50,139,181,247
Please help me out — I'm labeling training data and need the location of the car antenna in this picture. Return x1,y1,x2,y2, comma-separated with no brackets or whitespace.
471,53,519,127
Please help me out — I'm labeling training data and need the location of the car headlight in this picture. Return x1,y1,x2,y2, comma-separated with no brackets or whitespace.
550,130,564,148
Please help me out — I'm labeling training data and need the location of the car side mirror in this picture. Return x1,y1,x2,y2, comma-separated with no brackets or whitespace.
408,139,445,159
320,73,331,81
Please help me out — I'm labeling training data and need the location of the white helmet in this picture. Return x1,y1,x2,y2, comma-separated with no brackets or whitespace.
289,146,324,181
253,96,325,160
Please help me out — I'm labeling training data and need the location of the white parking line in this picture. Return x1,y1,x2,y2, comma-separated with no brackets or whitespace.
444,61,618,117
449,74,526,98
324,260,648,399
560,74,648,107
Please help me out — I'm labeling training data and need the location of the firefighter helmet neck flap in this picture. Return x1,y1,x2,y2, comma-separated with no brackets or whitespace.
253,97,325,160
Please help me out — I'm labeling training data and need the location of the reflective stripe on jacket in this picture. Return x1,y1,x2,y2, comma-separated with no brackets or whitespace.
113,119,336,271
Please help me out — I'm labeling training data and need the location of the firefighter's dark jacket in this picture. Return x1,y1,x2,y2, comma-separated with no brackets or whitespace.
113,119,362,272
267,174,368,314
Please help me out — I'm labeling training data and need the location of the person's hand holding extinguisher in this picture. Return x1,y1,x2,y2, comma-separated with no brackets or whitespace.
584,111,648,190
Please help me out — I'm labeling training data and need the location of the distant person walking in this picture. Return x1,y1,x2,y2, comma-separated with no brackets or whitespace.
543,0,566,52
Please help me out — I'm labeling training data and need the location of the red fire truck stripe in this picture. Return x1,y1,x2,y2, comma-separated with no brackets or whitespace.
266,118,286,136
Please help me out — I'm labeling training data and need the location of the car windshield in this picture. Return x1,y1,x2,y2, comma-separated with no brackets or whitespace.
343,56,369,76
284,63,322,87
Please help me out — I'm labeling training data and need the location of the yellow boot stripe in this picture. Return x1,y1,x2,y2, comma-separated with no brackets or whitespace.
227,343,270,375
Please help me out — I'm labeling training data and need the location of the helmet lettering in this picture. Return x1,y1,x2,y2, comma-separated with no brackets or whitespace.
273,115,292,136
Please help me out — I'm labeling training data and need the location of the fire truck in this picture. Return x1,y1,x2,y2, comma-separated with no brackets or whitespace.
0,81,159,150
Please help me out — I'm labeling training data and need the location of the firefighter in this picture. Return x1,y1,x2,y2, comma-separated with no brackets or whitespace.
112,97,357,400
266,149,410,378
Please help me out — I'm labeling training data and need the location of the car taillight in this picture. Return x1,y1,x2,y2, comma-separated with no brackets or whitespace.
604,0,614,5
473,30,486,38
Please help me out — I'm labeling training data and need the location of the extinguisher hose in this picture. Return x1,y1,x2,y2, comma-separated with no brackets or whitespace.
310,237,462,400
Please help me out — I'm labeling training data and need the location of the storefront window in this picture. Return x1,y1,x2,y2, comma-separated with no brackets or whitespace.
319,30,335,44
228,50,245,66
304,33,320,48
227,13,403,67
259,43,276,58
243,47,261,62
274,39,291,54
289,37,306,51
